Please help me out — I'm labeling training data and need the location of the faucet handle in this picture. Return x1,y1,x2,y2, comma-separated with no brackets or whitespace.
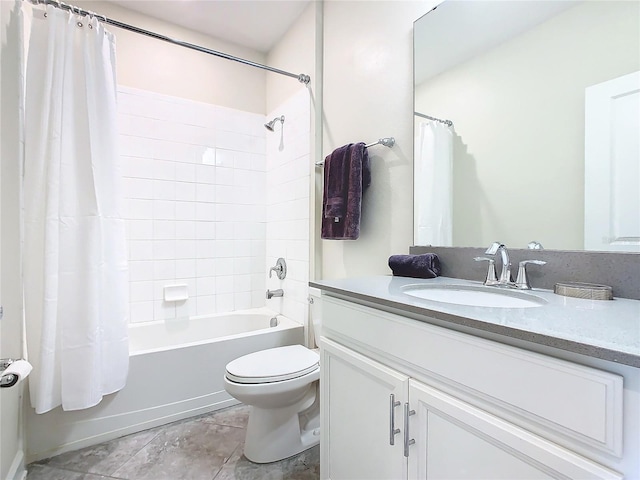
474,257,498,285
268,258,287,280
515,260,546,290
485,242,504,255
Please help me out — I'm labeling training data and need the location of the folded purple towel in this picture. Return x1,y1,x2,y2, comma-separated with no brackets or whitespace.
321,142,370,240
388,254,441,279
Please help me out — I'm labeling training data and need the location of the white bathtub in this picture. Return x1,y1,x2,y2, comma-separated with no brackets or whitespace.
26,308,304,462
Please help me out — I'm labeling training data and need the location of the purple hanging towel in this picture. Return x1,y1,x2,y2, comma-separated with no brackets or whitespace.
321,142,371,240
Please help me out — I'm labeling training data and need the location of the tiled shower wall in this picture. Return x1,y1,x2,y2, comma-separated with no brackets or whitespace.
118,86,268,323
264,89,311,330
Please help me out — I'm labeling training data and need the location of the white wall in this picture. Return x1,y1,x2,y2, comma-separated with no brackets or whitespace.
118,86,268,323
75,0,267,114
265,89,311,334
415,1,640,250
320,1,436,279
265,1,318,343
0,1,26,479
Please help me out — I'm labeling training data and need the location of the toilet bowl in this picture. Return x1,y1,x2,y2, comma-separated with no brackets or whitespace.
223,344,320,463
223,288,323,463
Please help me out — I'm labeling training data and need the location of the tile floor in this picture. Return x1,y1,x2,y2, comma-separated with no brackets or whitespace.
27,405,320,480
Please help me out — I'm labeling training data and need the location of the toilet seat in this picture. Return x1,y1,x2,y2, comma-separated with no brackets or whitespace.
226,345,319,384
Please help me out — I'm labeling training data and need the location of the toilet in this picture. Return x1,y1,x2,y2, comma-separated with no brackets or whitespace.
223,288,322,463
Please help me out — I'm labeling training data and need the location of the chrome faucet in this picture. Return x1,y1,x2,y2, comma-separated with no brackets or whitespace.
266,289,284,299
485,242,512,284
476,242,546,290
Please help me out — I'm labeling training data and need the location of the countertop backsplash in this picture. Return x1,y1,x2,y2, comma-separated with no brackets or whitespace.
410,246,640,301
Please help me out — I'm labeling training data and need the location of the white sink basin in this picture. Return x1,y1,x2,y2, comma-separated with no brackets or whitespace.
401,284,547,308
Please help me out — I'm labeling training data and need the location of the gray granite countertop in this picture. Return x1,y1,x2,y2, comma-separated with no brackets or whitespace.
309,276,640,368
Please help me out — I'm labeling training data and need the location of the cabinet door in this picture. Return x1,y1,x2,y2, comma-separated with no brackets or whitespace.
321,338,409,480
407,380,622,480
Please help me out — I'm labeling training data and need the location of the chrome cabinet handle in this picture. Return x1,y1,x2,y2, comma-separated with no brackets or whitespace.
403,402,415,457
389,394,401,445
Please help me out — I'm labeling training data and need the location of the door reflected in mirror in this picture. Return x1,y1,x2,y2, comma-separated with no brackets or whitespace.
413,0,640,251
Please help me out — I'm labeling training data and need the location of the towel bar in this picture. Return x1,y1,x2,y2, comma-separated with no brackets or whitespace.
315,137,395,166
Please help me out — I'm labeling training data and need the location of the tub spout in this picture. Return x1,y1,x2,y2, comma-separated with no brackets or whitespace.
266,289,284,299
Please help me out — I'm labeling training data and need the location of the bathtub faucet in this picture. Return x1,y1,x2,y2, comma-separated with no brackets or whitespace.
266,289,284,299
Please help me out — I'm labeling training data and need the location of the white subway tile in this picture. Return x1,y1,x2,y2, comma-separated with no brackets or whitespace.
234,274,252,292
196,258,216,277
196,221,216,240
127,220,153,240
195,203,216,222
199,147,216,166
175,221,196,240
129,260,154,282
121,156,154,179
153,160,176,181
196,276,216,296
130,281,154,302
215,276,235,295
130,301,154,323
153,300,176,321
153,180,176,201
153,220,175,240
234,152,252,170
175,300,196,319
175,240,197,259
153,200,176,220
251,273,266,291
214,240,235,258
233,257,252,275
196,239,216,258
215,149,235,168
233,240,252,257
175,182,196,202
129,240,154,261
153,260,175,280
175,201,196,221
214,258,234,276
251,256,266,275
251,291,266,309
234,292,252,311
215,222,234,240
196,184,216,203
196,295,216,316
175,259,196,278
175,163,196,183
215,204,235,222
215,293,234,314
215,186,234,205
195,164,215,184
215,167,234,185
126,199,154,220
175,277,197,297
124,178,154,199
119,135,156,158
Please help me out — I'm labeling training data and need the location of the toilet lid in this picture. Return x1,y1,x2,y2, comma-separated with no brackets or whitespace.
226,345,320,384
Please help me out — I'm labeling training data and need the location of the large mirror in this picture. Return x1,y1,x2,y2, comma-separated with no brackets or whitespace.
414,0,640,251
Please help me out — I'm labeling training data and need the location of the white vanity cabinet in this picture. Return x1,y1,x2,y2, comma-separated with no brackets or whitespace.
319,295,630,480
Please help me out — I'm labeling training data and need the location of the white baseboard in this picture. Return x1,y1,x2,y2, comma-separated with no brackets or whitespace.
5,450,26,480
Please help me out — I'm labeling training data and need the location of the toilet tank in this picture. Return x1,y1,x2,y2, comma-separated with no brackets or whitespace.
308,287,323,348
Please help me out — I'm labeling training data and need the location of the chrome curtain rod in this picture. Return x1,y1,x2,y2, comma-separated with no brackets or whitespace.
315,138,395,166
28,0,311,85
414,111,453,127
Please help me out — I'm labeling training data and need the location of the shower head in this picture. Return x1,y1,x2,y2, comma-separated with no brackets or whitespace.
264,115,285,131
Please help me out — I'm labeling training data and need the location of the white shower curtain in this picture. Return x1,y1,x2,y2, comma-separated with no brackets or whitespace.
414,120,454,246
21,2,129,413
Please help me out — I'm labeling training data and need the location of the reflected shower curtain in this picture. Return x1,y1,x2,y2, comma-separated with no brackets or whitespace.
21,2,129,413
414,120,453,246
